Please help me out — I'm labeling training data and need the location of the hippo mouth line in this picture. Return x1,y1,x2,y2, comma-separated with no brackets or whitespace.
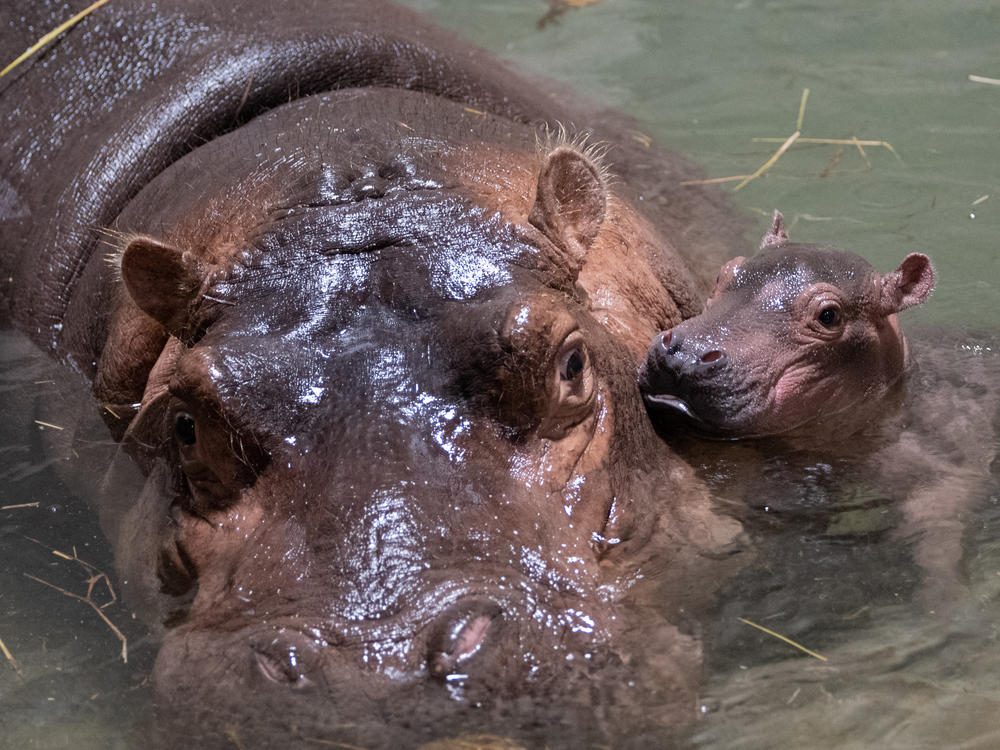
641,392,735,440
642,392,705,425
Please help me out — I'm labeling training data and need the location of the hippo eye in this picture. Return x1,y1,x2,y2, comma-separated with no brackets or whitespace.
538,332,595,439
254,648,310,687
174,413,197,446
251,630,318,689
818,306,841,328
560,349,585,381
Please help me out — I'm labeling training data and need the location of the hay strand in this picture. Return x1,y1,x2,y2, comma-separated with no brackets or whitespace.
679,174,753,186
968,74,1000,86
738,617,827,662
22,536,127,663
1,0,111,79
795,87,810,131
0,635,23,677
733,130,800,191
33,420,64,430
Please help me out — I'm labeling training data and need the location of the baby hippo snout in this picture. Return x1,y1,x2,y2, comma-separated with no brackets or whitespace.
643,329,727,388
638,327,731,431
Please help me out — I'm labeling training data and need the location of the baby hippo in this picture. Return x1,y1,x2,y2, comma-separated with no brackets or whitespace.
639,210,934,439
639,212,1000,612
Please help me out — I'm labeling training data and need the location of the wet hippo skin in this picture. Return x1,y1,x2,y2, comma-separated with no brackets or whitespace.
1,1,748,747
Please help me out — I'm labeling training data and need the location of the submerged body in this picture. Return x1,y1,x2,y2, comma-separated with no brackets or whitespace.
1,1,746,746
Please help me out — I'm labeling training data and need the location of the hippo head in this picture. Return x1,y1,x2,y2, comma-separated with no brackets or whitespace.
91,90,734,745
639,211,935,440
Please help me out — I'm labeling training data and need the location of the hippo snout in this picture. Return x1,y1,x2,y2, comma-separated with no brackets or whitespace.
639,328,732,431
656,329,727,373
641,329,727,392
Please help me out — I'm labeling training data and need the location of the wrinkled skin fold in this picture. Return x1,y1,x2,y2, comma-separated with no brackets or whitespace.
1,2,749,747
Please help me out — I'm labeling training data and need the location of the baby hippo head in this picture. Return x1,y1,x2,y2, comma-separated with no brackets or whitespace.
639,211,935,439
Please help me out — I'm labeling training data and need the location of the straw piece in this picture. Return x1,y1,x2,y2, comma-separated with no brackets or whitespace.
1,0,111,78
968,74,1000,86
752,136,890,147
0,635,23,677
1,502,40,511
738,617,828,661
25,573,127,663
851,136,871,168
795,88,810,131
33,420,64,430
733,130,800,191
679,175,753,186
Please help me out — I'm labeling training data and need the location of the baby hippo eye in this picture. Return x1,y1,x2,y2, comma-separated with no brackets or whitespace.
174,412,197,446
818,306,841,328
561,349,586,381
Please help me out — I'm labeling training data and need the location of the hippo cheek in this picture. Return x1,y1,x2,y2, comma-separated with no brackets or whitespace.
766,364,861,436
509,388,614,533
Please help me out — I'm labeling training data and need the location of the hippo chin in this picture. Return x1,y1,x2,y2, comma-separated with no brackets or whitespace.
2,1,747,746
640,210,935,440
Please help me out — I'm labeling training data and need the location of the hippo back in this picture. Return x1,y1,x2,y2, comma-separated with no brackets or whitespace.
0,0,744,349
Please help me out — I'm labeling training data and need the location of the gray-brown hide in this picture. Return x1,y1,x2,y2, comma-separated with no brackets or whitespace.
640,211,935,439
0,1,747,747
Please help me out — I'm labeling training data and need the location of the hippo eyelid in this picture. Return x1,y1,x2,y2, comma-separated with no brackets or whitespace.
548,331,594,411
251,631,320,689
253,648,313,688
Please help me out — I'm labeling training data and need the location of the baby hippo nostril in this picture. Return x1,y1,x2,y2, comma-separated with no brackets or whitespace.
700,350,724,364
659,330,672,350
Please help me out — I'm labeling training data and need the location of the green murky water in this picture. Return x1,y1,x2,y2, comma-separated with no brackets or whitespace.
2,1,998,747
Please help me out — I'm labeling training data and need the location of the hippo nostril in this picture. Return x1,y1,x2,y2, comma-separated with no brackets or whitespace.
700,350,725,364
428,599,502,680
659,330,672,350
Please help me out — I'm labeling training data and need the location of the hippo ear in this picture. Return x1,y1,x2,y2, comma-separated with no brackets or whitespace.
529,146,608,274
760,210,789,251
120,235,207,338
705,256,746,308
880,253,935,314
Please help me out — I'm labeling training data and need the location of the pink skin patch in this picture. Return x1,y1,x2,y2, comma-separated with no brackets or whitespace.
453,615,492,659
769,365,849,434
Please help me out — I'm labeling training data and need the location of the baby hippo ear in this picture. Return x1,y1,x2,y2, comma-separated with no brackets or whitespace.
120,235,207,338
529,145,608,270
706,256,745,308
880,253,935,314
759,209,789,251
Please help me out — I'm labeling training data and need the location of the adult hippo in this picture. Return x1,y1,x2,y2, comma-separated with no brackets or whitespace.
1,1,746,746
